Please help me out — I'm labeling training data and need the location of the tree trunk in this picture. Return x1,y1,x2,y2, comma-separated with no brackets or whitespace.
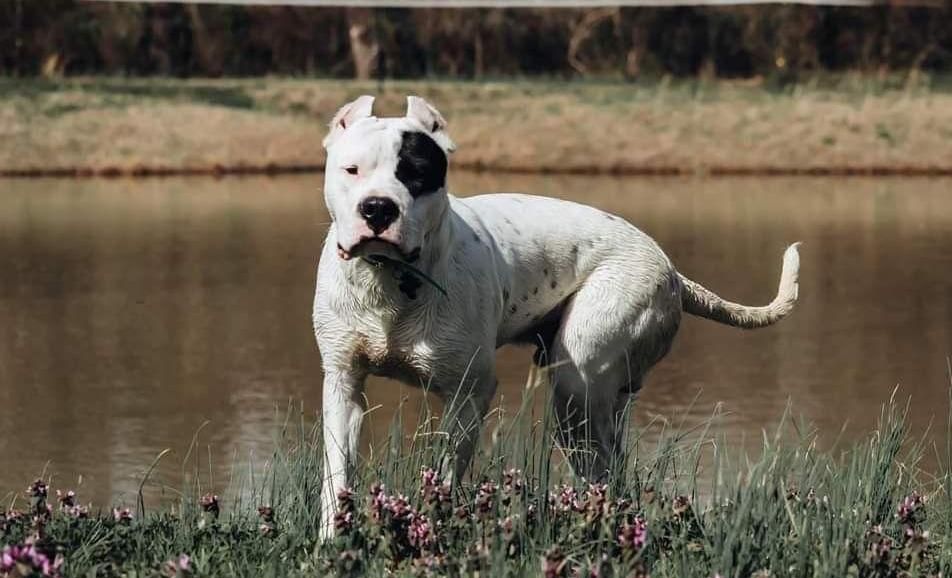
567,8,616,76
347,8,379,80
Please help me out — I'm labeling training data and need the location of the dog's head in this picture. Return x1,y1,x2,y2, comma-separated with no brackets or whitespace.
322,95,456,263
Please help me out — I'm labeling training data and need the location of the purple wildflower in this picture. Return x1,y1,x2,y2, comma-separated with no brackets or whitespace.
26,480,50,521
672,495,692,517
337,487,355,509
199,494,220,517
333,510,354,533
65,505,89,519
408,514,435,550
582,483,609,521
55,490,75,509
2,510,22,534
334,488,356,534
26,480,48,500
162,554,192,577
864,524,895,568
369,483,388,523
257,505,274,523
551,485,580,514
0,543,63,578
420,468,439,489
386,494,413,522
112,507,133,524
896,492,925,526
176,554,191,570
257,505,276,536
526,500,538,526
618,516,648,551
419,468,452,516
502,469,524,506
53,490,87,519
475,480,498,517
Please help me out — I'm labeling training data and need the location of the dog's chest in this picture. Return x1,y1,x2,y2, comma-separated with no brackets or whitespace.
350,316,434,386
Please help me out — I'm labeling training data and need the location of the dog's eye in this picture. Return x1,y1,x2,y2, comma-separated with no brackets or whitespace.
344,166,359,175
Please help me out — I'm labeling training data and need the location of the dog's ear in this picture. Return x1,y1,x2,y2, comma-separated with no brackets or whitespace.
323,95,375,149
406,96,456,154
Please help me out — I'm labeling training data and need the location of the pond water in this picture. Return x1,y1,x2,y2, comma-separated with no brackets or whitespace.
0,174,950,508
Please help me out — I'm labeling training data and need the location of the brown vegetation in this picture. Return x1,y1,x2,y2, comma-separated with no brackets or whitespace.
3,77,952,177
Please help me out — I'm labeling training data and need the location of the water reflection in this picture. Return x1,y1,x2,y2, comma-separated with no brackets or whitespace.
0,175,949,507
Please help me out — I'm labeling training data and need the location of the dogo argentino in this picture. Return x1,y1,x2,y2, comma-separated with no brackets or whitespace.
313,95,801,538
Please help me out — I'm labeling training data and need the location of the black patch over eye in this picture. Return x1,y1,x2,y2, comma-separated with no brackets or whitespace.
396,131,447,198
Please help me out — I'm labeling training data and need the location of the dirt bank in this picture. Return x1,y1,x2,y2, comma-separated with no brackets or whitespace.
3,77,952,177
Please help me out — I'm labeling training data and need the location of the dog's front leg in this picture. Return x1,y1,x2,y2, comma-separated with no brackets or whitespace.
439,363,497,484
319,367,367,542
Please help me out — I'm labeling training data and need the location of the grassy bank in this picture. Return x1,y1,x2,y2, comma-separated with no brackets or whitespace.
2,383,950,578
4,76,952,177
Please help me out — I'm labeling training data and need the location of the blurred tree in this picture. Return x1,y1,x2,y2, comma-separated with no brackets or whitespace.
0,2,948,79
347,8,379,79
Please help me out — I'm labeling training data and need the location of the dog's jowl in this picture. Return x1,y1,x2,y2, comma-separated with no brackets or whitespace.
313,95,802,540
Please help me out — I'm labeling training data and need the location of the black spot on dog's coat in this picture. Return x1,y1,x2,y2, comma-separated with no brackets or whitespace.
397,273,423,300
396,131,447,198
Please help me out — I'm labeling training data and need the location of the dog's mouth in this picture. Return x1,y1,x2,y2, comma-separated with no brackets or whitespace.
337,238,420,263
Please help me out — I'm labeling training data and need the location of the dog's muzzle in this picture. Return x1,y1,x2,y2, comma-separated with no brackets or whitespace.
337,238,420,263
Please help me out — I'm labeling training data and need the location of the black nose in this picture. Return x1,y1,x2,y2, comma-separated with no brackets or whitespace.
358,197,399,235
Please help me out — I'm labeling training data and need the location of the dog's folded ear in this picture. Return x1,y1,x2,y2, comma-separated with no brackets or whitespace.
406,96,456,154
323,95,375,149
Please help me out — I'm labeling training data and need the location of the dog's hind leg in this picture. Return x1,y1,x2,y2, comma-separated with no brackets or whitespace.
550,355,635,480
548,268,680,480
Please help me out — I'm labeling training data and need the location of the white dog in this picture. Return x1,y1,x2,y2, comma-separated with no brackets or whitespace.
313,95,800,538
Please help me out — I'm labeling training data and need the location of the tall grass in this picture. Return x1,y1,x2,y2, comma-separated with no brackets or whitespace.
1,371,949,578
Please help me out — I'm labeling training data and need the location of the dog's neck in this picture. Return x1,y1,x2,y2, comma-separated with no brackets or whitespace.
336,205,455,309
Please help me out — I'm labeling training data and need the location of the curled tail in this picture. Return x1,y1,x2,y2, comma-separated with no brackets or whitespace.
678,243,801,329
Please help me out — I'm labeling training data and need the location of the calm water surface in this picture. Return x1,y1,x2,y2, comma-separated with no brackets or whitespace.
1,175,950,507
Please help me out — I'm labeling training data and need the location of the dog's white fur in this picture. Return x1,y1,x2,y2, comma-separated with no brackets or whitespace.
313,95,801,539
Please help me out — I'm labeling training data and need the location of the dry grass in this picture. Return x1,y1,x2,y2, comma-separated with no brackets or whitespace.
3,77,952,175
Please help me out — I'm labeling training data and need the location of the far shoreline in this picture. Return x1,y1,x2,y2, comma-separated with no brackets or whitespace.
3,163,952,179
5,76,952,180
